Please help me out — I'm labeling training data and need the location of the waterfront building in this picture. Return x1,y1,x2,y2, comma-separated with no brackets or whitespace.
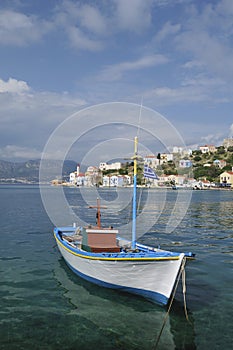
102,175,110,187
108,175,131,187
85,166,102,186
144,155,160,168
99,162,122,171
220,171,233,187
69,164,81,185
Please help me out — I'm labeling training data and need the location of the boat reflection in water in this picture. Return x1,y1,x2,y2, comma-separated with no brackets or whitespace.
53,258,196,350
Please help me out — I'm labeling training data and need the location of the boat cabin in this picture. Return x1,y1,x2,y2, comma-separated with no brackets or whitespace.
82,226,121,253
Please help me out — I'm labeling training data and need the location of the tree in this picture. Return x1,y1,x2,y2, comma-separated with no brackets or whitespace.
194,155,202,162
217,146,225,155
193,165,221,181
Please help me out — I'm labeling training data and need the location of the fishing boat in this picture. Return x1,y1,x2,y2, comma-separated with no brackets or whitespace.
54,137,194,305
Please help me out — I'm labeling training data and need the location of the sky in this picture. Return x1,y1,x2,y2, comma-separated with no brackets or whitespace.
0,0,233,163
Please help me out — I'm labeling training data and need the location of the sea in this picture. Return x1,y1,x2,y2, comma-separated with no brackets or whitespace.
0,184,233,350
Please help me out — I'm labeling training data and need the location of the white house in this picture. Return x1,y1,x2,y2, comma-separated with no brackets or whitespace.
199,145,217,153
69,164,81,185
220,171,233,187
99,162,122,171
69,172,77,185
213,159,226,169
173,147,192,156
102,176,110,186
160,153,173,162
110,175,118,187
85,166,102,186
173,146,183,154
144,155,160,168
102,175,131,187
179,159,192,168
76,174,85,186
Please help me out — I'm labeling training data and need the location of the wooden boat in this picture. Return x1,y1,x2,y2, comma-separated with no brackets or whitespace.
54,137,194,305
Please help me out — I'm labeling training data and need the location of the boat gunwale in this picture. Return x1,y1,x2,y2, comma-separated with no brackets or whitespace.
54,230,182,262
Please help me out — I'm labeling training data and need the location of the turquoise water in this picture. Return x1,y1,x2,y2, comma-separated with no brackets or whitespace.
0,185,233,349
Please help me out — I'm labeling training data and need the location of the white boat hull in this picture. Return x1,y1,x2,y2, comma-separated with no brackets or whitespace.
56,236,184,305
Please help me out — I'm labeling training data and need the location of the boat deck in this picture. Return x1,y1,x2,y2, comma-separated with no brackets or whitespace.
54,226,195,261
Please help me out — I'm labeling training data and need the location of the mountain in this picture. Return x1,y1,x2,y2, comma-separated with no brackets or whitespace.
0,159,77,183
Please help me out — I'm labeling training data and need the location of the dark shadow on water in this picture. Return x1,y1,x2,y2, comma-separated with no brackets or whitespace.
54,258,197,350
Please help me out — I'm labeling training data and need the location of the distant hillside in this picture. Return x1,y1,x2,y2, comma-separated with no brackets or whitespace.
191,147,233,182
0,159,77,183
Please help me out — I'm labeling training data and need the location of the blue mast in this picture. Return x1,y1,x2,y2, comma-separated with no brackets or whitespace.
131,136,138,249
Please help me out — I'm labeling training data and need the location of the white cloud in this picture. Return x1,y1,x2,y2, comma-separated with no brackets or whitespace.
216,0,233,16
0,85,87,160
143,85,212,106
53,1,107,51
53,0,154,51
0,145,42,160
77,4,107,34
67,26,103,51
181,74,224,88
98,54,169,81
200,133,224,146
0,77,30,94
230,124,233,137
0,10,51,46
182,60,204,69
155,21,181,42
175,1,233,81
114,0,153,32
155,0,190,6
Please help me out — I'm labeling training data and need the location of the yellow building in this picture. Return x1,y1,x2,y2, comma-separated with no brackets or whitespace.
220,171,233,187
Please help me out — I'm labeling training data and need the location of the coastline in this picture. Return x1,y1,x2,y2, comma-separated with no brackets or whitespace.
0,181,232,190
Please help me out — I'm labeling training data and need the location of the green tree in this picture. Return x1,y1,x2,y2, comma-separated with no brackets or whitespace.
194,155,202,162
217,146,225,155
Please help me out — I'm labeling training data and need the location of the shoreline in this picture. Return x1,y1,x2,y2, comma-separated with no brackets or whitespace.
0,182,232,190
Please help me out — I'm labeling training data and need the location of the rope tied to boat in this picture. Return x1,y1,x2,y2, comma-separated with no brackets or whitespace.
153,257,189,349
182,260,190,323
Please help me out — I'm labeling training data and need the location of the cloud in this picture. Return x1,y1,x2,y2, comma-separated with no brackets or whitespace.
230,124,233,137
98,54,169,81
76,4,108,35
200,133,224,146
114,0,153,32
154,21,181,42
0,80,87,160
0,145,42,160
55,0,107,33
174,1,233,81
53,1,108,51
0,77,30,94
53,0,154,51
0,9,51,46
143,85,209,105
66,26,103,51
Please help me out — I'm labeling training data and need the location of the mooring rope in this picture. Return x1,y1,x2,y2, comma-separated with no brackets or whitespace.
182,263,190,322
153,257,188,349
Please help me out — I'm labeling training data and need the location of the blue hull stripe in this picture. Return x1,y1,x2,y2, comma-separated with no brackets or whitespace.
64,259,168,305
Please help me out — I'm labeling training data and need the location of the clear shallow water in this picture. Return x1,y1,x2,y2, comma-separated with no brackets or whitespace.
0,185,233,349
